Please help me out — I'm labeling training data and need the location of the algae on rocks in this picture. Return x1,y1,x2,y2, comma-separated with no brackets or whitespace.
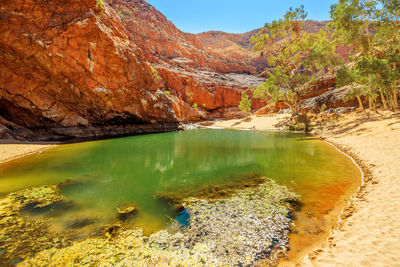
176,178,300,266
20,177,300,266
0,186,74,265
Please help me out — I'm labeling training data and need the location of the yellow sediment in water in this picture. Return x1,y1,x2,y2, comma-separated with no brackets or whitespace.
0,130,360,264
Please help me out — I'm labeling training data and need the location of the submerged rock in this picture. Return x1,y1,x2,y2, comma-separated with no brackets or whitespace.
177,179,300,266
64,217,97,230
0,186,74,265
0,185,66,217
117,203,138,220
19,177,300,266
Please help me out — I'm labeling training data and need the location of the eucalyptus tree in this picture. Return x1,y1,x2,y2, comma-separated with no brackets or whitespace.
332,0,400,110
376,0,400,109
251,6,342,115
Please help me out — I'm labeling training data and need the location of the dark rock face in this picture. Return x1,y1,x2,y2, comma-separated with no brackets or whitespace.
299,85,358,113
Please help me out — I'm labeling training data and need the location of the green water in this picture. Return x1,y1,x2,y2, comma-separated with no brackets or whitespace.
0,129,360,234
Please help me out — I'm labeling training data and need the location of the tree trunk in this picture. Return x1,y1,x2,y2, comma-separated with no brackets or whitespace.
368,96,373,111
393,61,399,109
393,86,399,109
380,90,387,109
356,95,364,111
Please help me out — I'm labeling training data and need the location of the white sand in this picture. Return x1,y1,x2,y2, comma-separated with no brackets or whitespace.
210,114,290,131
301,111,400,266
0,144,54,164
213,111,400,266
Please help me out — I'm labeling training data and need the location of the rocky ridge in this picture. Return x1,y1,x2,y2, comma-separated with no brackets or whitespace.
197,21,331,73
0,0,184,140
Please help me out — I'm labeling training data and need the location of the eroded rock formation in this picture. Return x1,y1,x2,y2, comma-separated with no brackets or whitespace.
0,0,184,140
0,0,358,140
0,0,264,140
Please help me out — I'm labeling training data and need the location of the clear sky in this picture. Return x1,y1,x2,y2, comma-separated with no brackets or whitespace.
146,0,337,34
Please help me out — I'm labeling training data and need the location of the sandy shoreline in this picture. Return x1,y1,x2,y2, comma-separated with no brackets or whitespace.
0,111,399,265
212,111,400,266
0,144,55,164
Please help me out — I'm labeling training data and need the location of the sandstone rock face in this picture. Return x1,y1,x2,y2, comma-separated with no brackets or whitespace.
107,0,264,117
108,0,252,73
0,0,264,140
0,0,356,141
254,74,356,115
197,30,268,73
0,0,183,139
299,85,358,113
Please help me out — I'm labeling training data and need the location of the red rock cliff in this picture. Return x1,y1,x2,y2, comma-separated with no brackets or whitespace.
0,0,264,140
107,0,264,118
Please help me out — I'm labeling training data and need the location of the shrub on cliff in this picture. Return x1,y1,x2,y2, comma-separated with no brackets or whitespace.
150,66,162,81
239,91,252,116
96,0,104,11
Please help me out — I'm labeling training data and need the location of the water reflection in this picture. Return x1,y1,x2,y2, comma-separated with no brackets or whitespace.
0,130,360,234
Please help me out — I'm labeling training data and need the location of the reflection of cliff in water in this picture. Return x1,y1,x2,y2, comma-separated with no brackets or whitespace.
0,129,360,234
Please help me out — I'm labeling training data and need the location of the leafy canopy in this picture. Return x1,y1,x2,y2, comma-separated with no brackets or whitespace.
332,0,400,110
251,5,342,114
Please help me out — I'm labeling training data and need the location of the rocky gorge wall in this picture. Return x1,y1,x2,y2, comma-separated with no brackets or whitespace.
0,0,184,140
0,0,265,140
0,0,357,141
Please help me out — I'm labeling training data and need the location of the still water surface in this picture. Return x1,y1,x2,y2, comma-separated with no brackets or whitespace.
0,129,360,236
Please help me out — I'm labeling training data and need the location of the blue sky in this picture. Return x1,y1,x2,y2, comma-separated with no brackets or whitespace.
146,0,337,34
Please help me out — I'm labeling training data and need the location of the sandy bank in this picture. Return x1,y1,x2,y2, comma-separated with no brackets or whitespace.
211,114,290,131
212,111,400,266
0,144,55,164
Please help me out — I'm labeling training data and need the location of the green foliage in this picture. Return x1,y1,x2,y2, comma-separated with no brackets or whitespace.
150,66,162,81
331,0,400,110
117,10,125,18
96,0,104,11
164,91,171,95
192,103,198,109
320,103,327,113
202,103,206,108
251,5,342,114
239,92,252,116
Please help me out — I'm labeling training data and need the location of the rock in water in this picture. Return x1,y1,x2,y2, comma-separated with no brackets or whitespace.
117,204,138,220
19,178,300,266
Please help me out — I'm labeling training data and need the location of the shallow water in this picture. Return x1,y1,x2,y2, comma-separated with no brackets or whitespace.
0,129,360,237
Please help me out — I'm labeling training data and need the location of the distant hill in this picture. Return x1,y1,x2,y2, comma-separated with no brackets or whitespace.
197,21,330,72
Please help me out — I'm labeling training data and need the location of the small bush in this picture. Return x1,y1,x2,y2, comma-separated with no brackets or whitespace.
186,92,193,102
164,91,171,95
239,91,252,116
150,66,161,81
117,10,125,18
96,0,104,11
319,103,327,113
192,103,198,109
